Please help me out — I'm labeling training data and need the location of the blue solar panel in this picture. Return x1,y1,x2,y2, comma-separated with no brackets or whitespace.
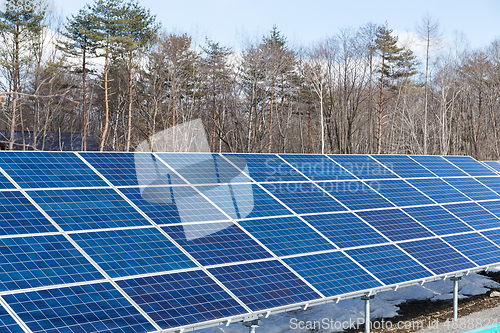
162,222,272,266
444,178,500,201
70,228,196,278
223,154,309,182
0,304,24,333
443,156,497,177
328,155,398,179
370,155,436,178
318,181,394,211
0,234,103,291
261,182,346,214
403,205,473,235
197,183,292,219
117,270,247,329
478,200,500,218
238,216,335,256
406,178,471,204
0,191,57,235
209,260,320,311
118,186,228,224
409,155,468,177
442,202,500,231
80,152,185,186
443,233,500,266
481,229,500,247
4,282,156,333
0,174,15,190
0,152,107,188
398,238,475,275
369,179,435,207
474,177,500,195
279,154,356,181
28,188,151,231
158,153,251,184
357,209,434,241
284,252,381,297
302,213,389,248
482,161,500,174
346,245,433,285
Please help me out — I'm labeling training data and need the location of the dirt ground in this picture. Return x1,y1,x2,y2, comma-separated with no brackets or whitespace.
344,271,500,333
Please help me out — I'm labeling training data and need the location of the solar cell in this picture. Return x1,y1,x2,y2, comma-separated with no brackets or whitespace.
197,183,292,219
403,205,473,235
0,151,107,188
117,270,248,329
444,178,500,201
118,186,228,224
346,244,433,285
301,212,389,248
318,181,394,211
398,238,475,275
28,188,152,231
406,178,471,204
0,174,15,190
370,155,436,178
0,304,23,333
0,234,103,291
80,152,185,186
442,202,500,231
443,233,500,266
478,200,500,218
239,216,335,256
328,155,398,179
356,209,434,241
474,176,500,195
4,282,156,333
284,251,382,297
0,191,57,235
261,182,347,214
209,260,320,311
223,154,309,182
279,154,356,181
70,228,197,278
162,222,273,266
158,153,252,184
368,179,435,207
443,156,498,177
409,155,468,177
482,161,500,174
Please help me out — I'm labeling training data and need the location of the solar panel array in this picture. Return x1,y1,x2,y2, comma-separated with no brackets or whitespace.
1,151,500,333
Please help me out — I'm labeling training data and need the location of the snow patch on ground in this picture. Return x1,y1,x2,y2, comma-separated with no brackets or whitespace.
197,273,500,333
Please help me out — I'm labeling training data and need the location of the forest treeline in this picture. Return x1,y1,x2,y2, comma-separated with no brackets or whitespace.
0,0,499,159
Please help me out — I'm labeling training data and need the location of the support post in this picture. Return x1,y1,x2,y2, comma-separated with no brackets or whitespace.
450,276,462,321
361,295,375,333
243,319,261,333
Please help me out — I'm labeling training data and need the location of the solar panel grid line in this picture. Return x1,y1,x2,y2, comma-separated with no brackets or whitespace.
228,154,446,281
0,296,30,333
480,161,499,174
78,152,256,315
0,278,110,297
472,177,500,197
275,155,353,211
406,156,448,178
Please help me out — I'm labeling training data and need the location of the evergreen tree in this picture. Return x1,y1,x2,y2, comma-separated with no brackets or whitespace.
116,0,159,151
0,0,46,149
62,7,98,151
374,25,403,154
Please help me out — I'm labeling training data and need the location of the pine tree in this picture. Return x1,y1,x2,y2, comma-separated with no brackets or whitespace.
116,0,159,151
0,0,46,149
89,0,124,151
374,25,404,154
62,7,98,151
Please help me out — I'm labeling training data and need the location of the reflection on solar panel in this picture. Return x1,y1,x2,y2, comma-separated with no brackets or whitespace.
1,151,500,333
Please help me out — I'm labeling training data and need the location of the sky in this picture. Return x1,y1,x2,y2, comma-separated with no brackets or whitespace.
55,0,499,51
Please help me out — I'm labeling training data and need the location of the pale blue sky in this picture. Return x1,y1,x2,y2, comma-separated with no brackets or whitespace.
56,0,499,50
